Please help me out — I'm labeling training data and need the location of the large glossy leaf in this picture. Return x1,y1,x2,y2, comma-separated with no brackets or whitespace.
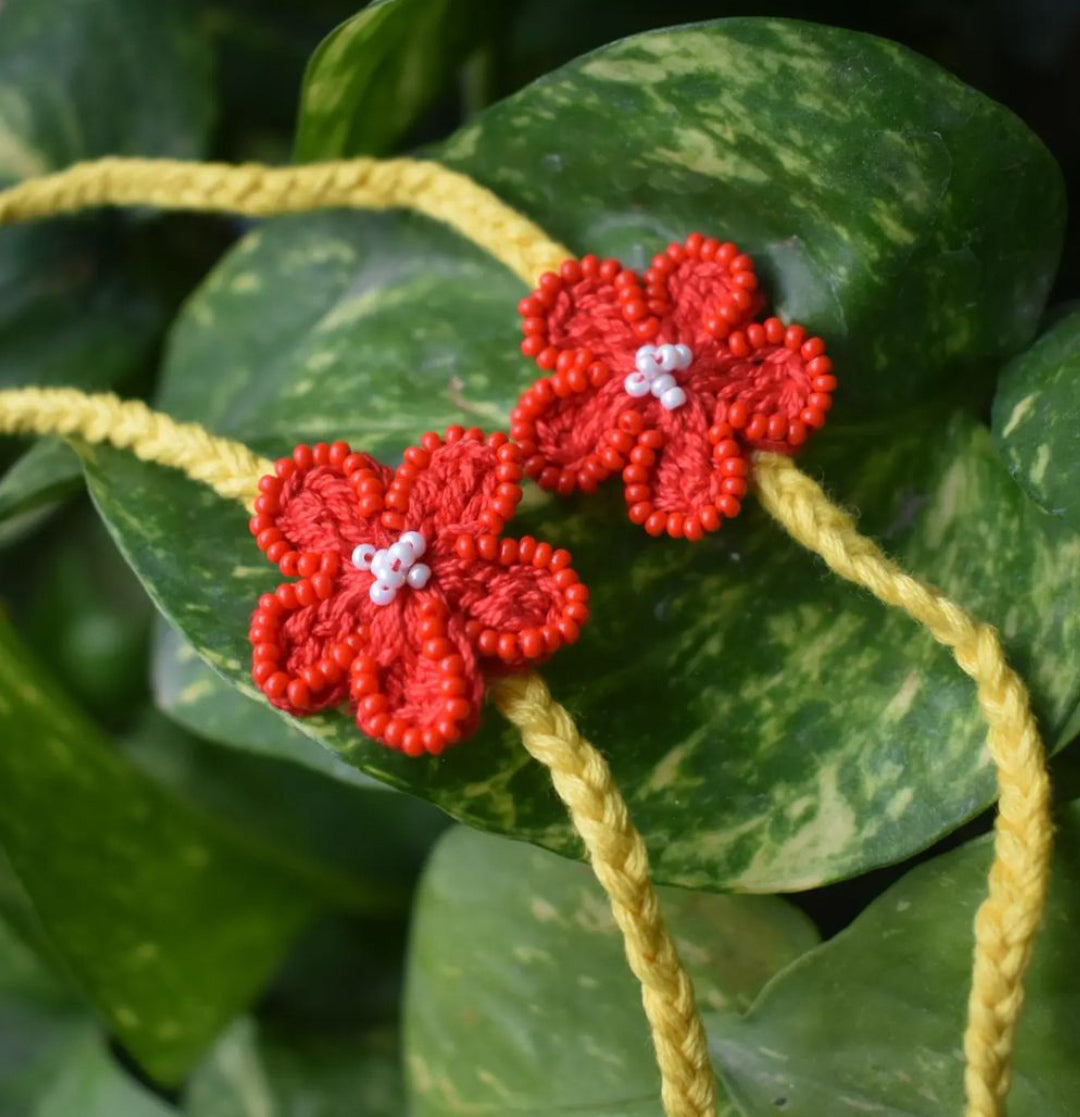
0,612,320,1085
992,306,1080,531
79,407,1080,890
0,439,81,546
404,825,817,1116
295,0,488,161
322,18,1060,419
185,1018,404,1117
123,705,447,913
708,800,1080,1115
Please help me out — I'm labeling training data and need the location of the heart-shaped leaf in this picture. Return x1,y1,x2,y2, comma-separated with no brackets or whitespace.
80,406,1080,890
324,17,1063,421
708,798,1080,1115
404,825,817,1116
295,0,491,161
185,1018,404,1117
992,307,1080,531
0,612,320,1084
79,19,1078,889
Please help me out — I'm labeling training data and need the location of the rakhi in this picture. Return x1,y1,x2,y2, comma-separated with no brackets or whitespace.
0,156,1051,1117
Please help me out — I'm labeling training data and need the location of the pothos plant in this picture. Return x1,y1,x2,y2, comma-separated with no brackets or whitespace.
0,0,1078,1115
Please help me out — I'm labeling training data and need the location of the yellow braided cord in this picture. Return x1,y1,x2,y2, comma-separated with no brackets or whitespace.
0,388,270,510
493,673,718,1117
753,451,1053,1117
0,155,1054,1116
0,156,570,286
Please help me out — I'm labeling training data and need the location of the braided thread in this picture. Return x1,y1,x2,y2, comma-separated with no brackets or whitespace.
0,156,570,286
0,388,270,509
752,451,1052,1117
493,672,718,1117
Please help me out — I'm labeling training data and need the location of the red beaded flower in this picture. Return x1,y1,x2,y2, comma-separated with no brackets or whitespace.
246,428,589,757
512,233,836,540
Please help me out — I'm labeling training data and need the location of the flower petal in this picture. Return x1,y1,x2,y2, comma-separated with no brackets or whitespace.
511,372,634,495
519,254,641,373
430,533,590,669
383,428,524,541
348,593,485,757
248,441,393,574
249,561,364,715
712,320,836,453
650,233,765,345
619,400,750,540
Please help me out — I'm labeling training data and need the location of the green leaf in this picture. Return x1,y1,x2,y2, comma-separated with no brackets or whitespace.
0,0,212,389
404,825,817,1116
152,617,379,789
295,0,486,161
992,306,1080,531
0,439,81,547
123,704,448,914
185,1018,404,1117
298,17,1062,421
708,800,1080,1116
79,408,1080,890
0,611,320,1085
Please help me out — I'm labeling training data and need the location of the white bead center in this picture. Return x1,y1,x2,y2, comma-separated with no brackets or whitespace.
625,344,692,410
352,530,430,606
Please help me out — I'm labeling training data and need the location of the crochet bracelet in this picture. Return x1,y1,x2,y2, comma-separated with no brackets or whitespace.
0,157,1052,1117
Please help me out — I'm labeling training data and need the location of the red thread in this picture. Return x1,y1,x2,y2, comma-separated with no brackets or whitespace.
512,233,836,539
247,431,590,757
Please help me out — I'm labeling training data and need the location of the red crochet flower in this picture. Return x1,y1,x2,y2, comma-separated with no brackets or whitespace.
246,428,589,757
511,233,836,540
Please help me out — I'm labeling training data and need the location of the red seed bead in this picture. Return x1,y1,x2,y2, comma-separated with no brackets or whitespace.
293,445,313,469
440,654,465,676
517,537,537,563
477,629,498,656
253,662,276,685
351,672,378,697
728,400,750,429
645,511,667,536
498,538,519,565
520,629,545,659
264,672,289,699
722,477,748,498
359,693,389,717
279,552,300,577
531,542,553,567
287,679,310,709
440,676,467,697
423,637,452,660
297,553,319,577
718,495,742,518
801,337,826,360
275,583,298,610
365,712,391,739
444,697,472,721
566,583,589,602
746,414,768,440
684,516,704,542
383,719,405,749
628,501,653,525
567,601,590,623
477,534,498,561
313,442,330,465
275,458,296,480
700,506,721,532
497,633,519,661
301,665,326,692
312,573,334,599
666,513,685,538
557,617,581,644
296,580,317,607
